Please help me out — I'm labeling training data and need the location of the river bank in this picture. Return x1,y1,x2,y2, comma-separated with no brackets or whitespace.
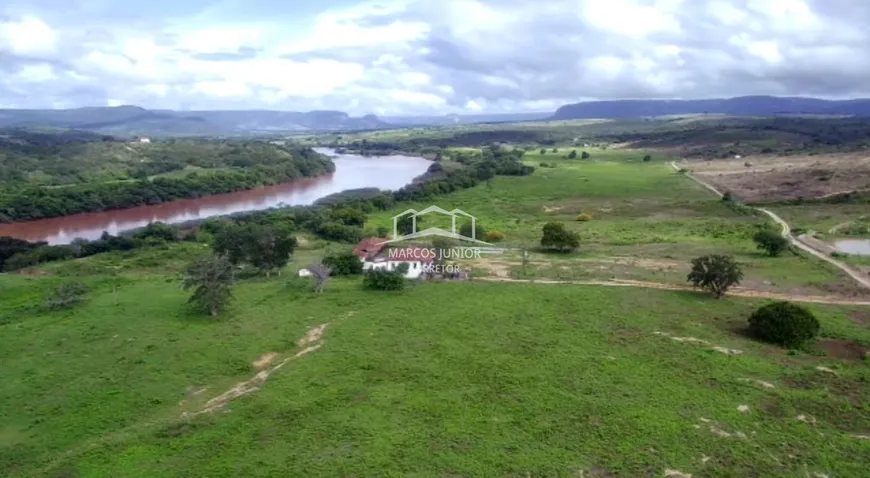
0,150,432,244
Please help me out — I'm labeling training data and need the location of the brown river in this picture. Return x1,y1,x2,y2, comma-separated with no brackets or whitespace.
0,149,431,245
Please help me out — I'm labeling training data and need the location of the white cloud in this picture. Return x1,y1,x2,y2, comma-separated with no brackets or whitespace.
2,0,870,113
0,15,57,56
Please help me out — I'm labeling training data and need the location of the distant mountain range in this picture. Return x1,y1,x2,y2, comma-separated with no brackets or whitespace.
0,106,388,137
552,96,870,120
381,112,551,125
3,96,870,137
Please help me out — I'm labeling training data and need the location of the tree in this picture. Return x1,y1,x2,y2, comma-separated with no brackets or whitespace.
687,254,743,298
568,150,578,159
748,301,820,348
460,221,487,240
643,154,652,162
396,214,420,236
183,255,234,317
133,222,179,242
551,148,558,153
322,252,364,276
722,191,734,202
328,207,366,227
754,229,789,257
213,224,248,265
246,226,297,276
539,148,546,155
376,226,389,238
540,222,579,252
581,151,590,159
306,262,331,294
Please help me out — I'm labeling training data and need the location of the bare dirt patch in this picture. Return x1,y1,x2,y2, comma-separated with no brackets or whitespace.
653,331,743,355
298,324,328,347
664,470,692,478
817,339,870,361
252,352,278,370
739,378,776,389
543,205,564,213
183,323,329,417
688,153,870,201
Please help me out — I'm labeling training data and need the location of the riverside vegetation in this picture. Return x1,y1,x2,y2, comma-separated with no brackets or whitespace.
0,129,335,222
2,123,870,477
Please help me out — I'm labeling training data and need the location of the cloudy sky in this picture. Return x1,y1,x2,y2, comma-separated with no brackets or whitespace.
0,0,868,115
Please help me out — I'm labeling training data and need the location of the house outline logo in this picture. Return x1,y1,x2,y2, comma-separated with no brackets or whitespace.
378,205,492,245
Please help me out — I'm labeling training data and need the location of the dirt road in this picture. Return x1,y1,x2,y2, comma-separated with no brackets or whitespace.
477,277,870,306
671,161,870,291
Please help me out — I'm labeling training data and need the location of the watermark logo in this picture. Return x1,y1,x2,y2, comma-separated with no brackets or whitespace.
371,206,505,276
379,205,491,245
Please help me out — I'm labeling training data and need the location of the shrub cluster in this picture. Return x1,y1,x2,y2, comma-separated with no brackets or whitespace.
748,301,820,348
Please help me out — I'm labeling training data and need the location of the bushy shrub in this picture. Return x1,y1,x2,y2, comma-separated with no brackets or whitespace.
132,222,180,242
46,282,89,311
363,269,405,291
576,213,593,221
748,301,820,348
486,231,505,242
460,222,487,240
315,222,364,243
581,151,590,159
643,154,652,162
322,252,364,276
541,222,579,252
754,229,789,256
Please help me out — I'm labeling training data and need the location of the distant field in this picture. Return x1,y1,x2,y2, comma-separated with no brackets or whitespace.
366,148,869,298
687,153,870,202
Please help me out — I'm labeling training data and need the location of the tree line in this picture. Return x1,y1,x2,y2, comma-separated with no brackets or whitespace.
0,147,334,223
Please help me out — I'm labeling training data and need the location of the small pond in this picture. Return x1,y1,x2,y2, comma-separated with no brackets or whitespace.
834,239,870,256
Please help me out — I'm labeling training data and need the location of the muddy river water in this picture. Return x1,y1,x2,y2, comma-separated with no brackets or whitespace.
0,149,431,245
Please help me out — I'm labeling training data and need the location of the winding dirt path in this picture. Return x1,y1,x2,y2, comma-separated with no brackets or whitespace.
671,161,870,292
477,277,870,306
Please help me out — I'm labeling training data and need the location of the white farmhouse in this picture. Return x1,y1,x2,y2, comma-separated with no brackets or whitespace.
352,238,434,279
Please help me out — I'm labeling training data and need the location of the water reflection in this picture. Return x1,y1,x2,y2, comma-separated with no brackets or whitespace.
834,239,870,256
0,150,431,245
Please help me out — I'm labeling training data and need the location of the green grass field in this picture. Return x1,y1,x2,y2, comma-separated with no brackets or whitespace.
366,149,868,297
3,144,870,477
2,252,869,477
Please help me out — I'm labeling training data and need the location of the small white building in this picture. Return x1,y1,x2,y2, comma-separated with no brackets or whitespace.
352,238,434,279
138,137,151,143
362,248,434,279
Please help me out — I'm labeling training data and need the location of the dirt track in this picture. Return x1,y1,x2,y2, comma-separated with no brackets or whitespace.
477,277,870,306
671,161,870,292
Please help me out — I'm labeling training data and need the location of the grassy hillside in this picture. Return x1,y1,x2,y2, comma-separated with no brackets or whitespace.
1,244,869,477
3,129,870,476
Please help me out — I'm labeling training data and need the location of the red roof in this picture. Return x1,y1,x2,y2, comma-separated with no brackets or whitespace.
353,237,387,260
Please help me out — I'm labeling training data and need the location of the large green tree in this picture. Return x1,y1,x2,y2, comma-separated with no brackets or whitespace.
246,226,297,276
687,254,743,298
183,255,235,317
